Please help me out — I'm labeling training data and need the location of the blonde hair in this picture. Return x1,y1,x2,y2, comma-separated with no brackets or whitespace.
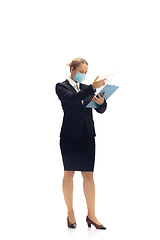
66,57,88,72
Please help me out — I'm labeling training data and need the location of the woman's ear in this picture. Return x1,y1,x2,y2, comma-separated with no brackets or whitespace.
71,66,74,72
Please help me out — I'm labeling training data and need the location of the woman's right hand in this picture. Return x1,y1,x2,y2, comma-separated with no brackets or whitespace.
92,76,106,90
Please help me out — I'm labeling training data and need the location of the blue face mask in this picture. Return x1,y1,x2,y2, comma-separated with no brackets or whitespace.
73,72,86,83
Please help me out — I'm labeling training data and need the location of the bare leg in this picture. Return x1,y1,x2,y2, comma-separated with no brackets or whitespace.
81,172,100,225
62,171,75,224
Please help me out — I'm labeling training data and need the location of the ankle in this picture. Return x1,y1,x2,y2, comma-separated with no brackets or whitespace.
68,210,74,216
88,213,96,221
68,210,75,224
88,210,95,217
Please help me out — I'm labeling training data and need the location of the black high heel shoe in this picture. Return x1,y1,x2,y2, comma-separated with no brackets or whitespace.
67,217,77,229
86,216,106,230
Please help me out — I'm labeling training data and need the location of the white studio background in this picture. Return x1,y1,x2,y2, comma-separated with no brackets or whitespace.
0,0,160,240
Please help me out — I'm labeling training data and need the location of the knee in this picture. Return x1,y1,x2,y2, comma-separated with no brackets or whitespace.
63,171,75,181
81,172,94,181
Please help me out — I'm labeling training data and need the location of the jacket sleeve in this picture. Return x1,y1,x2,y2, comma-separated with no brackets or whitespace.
95,100,107,114
56,83,96,104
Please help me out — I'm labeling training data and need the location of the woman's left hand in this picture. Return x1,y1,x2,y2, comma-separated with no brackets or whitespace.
92,92,106,105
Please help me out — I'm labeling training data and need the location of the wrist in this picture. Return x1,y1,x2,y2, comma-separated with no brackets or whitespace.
92,83,96,90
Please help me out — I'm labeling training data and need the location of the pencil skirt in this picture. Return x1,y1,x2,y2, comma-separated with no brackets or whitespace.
60,137,95,172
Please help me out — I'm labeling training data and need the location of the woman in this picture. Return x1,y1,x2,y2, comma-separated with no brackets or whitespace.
55,57,107,230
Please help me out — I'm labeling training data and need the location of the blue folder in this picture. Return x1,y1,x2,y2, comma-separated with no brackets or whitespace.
86,84,119,108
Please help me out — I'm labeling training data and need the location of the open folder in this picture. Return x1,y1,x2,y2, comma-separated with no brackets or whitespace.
86,84,119,108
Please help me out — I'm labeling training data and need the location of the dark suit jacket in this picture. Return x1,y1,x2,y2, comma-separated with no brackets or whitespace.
55,80,107,139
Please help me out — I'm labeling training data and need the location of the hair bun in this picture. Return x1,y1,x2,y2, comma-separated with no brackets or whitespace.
66,62,70,66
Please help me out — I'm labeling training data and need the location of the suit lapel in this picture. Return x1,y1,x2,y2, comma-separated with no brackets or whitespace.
64,80,82,107
64,80,77,93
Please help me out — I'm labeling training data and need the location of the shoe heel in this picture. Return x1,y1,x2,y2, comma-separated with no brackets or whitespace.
87,223,91,228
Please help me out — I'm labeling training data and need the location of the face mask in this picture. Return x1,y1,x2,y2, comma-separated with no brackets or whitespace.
73,72,86,83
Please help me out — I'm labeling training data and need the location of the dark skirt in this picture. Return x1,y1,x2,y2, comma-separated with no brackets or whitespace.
60,122,95,172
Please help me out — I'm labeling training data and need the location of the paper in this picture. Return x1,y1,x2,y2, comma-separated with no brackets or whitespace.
86,84,119,108
103,70,120,84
